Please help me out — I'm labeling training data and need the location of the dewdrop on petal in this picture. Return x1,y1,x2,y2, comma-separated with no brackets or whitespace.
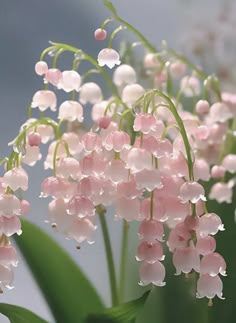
97,48,121,69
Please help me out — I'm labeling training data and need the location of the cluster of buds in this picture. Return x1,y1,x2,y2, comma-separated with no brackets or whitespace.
1,7,236,305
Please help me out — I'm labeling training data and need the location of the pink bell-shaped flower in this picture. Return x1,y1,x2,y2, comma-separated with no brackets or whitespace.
79,82,103,104
58,101,83,122
139,220,164,242
127,148,152,173
0,216,22,236
200,252,226,276
35,61,48,76
105,159,129,184
173,242,200,275
66,218,97,244
2,167,28,191
97,48,121,69
133,113,157,134
139,261,166,286
197,213,224,237
135,169,163,191
113,64,136,86
44,68,62,86
122,84,145,105
0,194,21,217
209,102,233,123
31,90,57,112
139,198,166,222
0,265,14,290
0,246,18,267
222,154,236,174
115,197,140,221
28,132,41,147
67,195,95,218
179,181,206,204
82,132,102,152
104,130,130,152
196,236,216,256
195,100,210,115
136,241,164,263
209,182,233,204
180,75,201,97
56,157,80,180
57,70,81,92
196,274,224,300
117,176,142,199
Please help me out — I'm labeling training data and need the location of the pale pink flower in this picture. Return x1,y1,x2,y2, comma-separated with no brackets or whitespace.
0,265,14,290
135,169,163,191
133,113,157,134
78,177,103,205
104,130,130,152
57,70,81,92
36,124,55,144
67,195,95,218
136,241,164,263
193,158,210,181
41,177,76,198
115,196,140,221
97,48,121,69
200,253,226,276
28,132,41,147
195,100,210,115
169,61,186,78
180,76,201,97
138,220,164,242
179,181,206,204
58,101,83,122
139,198,166,222
117,176,142,199
196,237,216,256
105,159,129,184
3,167,28,191
163,197,188,225
35,61,48,76
20,200,30,215
31,90,57,112
143,53,160,69
222,154,236,173
79,82,102,104
209,182,233,203
209,102,233,123
211,165,226,179
22,145,42,167
167,223,191,252
126,148,152,173
113,64,137,86
0,246,18,267
94,28,107,41
0,216,22,236
80,155,106,177
61,132,82,156
122,84,145,105
173,242,200,275
139,261,166,286
197,213,224,237
91,100,114,122
82,132,102,152
48,198,73,230
56,157,80,180
66,217,97,244
44,68,62,86
196,274,224,300
0,194,21,217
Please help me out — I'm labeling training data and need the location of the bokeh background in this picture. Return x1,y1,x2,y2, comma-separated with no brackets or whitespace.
0,0,234,322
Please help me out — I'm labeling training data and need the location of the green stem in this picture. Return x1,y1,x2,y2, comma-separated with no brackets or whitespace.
97,206,119,306
149,90,194,181
119,220,129,302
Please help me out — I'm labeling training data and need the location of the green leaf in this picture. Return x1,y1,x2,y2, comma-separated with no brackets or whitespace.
14,220,104,323
85,291,149,323
0,303,48,323
103,0,118,16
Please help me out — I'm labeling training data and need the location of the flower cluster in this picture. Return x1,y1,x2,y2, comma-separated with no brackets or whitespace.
1,8,235,306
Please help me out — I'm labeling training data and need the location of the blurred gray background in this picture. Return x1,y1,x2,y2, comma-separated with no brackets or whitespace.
0,0,230,322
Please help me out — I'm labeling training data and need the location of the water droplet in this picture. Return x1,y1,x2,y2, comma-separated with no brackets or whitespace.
48,48,58,57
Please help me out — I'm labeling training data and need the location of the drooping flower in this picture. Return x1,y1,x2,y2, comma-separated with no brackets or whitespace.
97,48,121,69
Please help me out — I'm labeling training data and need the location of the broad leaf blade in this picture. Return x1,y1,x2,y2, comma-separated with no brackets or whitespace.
86,291,149,323
0,303,48,323
14,220,104,323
